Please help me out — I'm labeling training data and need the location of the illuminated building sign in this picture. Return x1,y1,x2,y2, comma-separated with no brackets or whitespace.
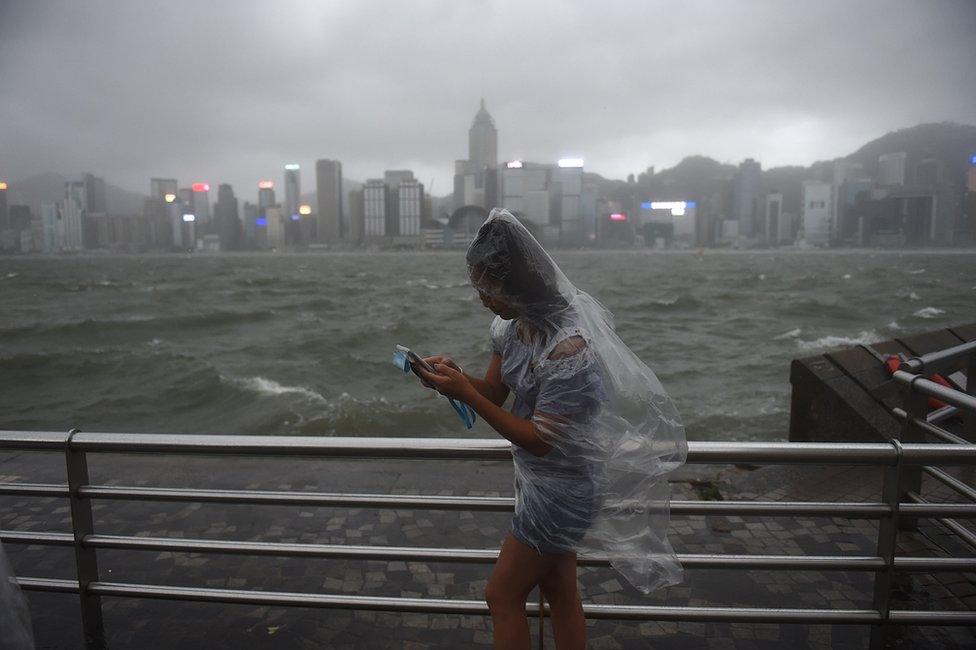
506,160,523,169
971,154,976,165
644,200,697,216
255,217,267,227
291,214,300,221
182,214,195,222
0,182,7,190
298,204,312,215
258,180,274,189
191,182,210,192
610,213,627,222
557,158,584,168
284,164,300,170
164,193,176,203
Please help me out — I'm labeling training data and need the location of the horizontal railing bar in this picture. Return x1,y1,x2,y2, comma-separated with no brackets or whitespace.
16,577,79,593
0,482,70,497
888,610,976,625
892,408,969,445
79,485,515,510
8,529,973,571
0,530,74,545
78,534,888,571
14,577,976,625
671,501,889,517
899,503,976,518
899,444,976,465
921,466,976,503
76,485,893,518
70,433,515,459
84,581,888,623
901,340,976,374
892,370,976,412
893,556,976,571
0,430,69,450
4,431,976,465
906,492,976,552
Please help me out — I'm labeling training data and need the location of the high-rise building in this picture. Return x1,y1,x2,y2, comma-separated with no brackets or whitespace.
878,152,907,186
315,159,343,243
732,159,761,238
257,181,276,212
364,179,388,238
82,173,107,213
453,100,498,209
39,202,59,252
397,179,424,237
214,183,242,251
284,164,301,219
150,178,178,202
61,181,86,251
469,99,498,181
802,181,831,246
764,193,784,244
191,182,211,228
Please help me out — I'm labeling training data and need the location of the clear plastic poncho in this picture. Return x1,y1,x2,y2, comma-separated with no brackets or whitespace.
467,209,687,594
0,542,35,649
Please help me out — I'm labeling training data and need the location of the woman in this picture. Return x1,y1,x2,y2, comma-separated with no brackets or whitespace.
418,209,686,649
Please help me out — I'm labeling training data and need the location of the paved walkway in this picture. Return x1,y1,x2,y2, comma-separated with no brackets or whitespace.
1,449,974,649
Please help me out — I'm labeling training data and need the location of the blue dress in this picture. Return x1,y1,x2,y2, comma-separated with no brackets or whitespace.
490,313,608,553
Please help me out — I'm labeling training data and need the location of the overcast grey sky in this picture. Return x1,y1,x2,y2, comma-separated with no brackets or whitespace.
1,0,974,201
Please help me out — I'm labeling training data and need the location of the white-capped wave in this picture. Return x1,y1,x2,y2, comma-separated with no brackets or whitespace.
2,272,18,280
230,376,328,404
907,269,926,274
909,291,921,301
886,321,902,331
774,328,802,340
842,274,851,280
797,330,882,351
913,307,945,319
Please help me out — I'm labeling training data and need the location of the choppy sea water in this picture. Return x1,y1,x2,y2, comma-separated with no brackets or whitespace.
1,250,974,441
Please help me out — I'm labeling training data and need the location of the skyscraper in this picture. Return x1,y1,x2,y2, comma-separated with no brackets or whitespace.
284,164,301,219
469,99,498,179
454,99,498,209
82,173,107,213
364,179,388,238
315,159,343,243
191,183,211,228
214,183,242,251
732,159,762,238
150,178,178,201
257,181,276,212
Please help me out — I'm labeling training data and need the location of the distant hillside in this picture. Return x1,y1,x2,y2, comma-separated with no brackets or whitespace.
585,122,976,218
841,122,976,186
7,172,147,216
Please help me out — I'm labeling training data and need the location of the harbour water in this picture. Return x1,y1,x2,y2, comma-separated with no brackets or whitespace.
1,249,974,441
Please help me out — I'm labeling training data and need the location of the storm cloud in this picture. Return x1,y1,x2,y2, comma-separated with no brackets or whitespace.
1,0,974,200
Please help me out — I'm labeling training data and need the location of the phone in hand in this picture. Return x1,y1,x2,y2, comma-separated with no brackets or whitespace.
395,344,436,381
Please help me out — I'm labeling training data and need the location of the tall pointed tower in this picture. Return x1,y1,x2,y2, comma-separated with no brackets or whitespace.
468,99,498,179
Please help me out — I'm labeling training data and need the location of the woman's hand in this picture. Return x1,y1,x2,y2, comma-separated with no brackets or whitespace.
418,364,477,403
421,356,462,373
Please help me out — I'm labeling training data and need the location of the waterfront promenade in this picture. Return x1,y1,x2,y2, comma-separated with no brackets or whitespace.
2,446,974,649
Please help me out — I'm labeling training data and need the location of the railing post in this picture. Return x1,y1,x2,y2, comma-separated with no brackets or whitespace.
538,592,545,650
870,439,903,650
897,378,927,531
964,350,976,438
65,429,106,648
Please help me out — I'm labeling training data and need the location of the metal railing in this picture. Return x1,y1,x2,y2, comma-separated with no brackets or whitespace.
890,338,976,553
0,343,974,649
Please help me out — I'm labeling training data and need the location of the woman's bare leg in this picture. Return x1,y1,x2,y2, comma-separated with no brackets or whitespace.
539,551,586,649
485,534,559,649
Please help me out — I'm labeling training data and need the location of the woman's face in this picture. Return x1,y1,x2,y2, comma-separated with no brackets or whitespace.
470,268,520,320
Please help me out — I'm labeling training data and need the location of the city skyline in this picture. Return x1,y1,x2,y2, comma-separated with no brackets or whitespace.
1,1,974,197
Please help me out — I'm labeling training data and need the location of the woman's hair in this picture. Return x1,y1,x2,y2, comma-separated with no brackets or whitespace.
466,216,568,321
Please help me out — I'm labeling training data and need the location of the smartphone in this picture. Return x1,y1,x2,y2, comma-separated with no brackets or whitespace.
395,344,436,378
